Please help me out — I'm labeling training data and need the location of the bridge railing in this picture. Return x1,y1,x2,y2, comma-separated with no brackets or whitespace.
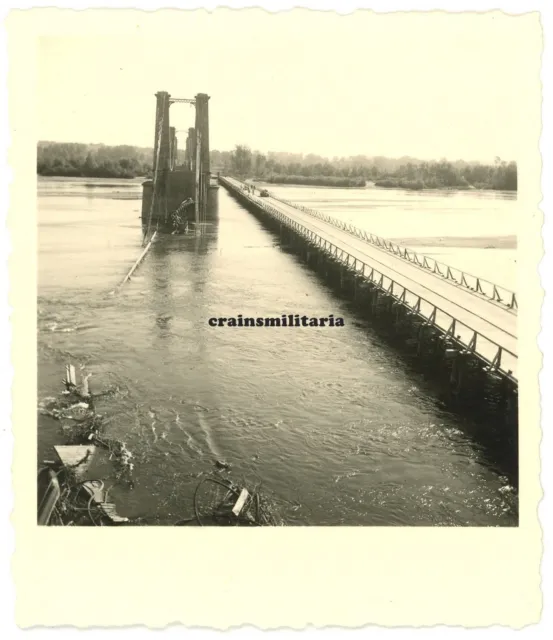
221,177,517,382
266,191,517,312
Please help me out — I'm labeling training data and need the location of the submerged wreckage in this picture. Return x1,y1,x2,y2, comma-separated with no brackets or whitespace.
38,365,280,526
37,364,132,526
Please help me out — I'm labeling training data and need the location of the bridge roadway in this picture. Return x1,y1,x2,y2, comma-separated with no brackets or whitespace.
225,177,518,379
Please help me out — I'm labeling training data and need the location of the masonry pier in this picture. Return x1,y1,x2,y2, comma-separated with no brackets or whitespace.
141,90,218,235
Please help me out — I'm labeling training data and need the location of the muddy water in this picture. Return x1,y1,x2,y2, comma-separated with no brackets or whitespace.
37,177,517,525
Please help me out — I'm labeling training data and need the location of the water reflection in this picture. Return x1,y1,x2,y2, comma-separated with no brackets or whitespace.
145,208,220,346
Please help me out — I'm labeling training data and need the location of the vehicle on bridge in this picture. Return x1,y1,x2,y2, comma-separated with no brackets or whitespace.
260,189,270,197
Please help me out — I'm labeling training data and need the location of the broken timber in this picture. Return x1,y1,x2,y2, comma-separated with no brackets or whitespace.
65,364,77,387
38,364,131,525
112,230,157,292
54,445,98,481
232,488,250,516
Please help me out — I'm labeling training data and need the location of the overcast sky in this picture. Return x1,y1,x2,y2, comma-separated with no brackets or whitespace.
37,10,534,162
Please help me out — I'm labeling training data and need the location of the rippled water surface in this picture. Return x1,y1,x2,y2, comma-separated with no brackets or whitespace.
37,177,518,525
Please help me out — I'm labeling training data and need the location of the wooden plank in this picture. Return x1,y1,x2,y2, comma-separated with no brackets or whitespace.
114,230,157,291
37,468,62,525
65,364,76,386
53,445,114,482
98,503,129,523
232,488,249,516
54,445,96,480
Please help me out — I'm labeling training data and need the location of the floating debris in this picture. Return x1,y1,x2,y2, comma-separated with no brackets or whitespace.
37,364,135,525
38,364,284,527
174,475,280,526
38,446,129,526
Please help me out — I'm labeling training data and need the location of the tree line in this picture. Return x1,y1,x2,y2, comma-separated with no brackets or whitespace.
211,146,517,191
37,142,154,179
37,141,517,191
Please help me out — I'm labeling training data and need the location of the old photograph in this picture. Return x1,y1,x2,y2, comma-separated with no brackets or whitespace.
35,11,526,528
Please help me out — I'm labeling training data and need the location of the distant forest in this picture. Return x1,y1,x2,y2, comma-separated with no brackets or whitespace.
37,142,517,191
214,147,517,191
37,142,156,179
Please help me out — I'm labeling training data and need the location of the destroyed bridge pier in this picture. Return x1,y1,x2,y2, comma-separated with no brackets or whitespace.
141,90,217,239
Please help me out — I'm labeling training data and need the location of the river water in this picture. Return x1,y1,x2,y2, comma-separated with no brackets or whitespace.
37,177,518,526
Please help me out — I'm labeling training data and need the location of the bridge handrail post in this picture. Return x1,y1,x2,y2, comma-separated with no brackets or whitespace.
491,347,503,370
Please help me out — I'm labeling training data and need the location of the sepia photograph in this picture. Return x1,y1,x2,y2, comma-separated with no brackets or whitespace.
34,10,527,529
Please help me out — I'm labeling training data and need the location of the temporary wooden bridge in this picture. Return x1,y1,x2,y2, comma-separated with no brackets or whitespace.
219,176,518,427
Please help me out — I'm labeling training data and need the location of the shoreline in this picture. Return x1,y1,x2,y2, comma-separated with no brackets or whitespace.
388,235,517,250
38,174,517,195
255,179,516,194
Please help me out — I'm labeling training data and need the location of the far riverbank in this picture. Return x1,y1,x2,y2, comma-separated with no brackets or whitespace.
389,235,517,250
253,177,515,194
